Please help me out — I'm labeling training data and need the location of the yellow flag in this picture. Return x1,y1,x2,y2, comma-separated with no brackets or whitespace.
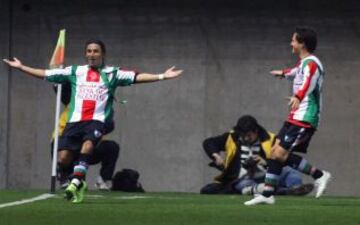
49,29,65,69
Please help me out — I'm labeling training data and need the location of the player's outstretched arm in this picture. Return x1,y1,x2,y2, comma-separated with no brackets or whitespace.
135,66,183,83
271,66,298,79
3,57,46,79
270,70,284,78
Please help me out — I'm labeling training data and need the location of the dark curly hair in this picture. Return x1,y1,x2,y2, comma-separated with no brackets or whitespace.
85,39,106,54
295,26,317,53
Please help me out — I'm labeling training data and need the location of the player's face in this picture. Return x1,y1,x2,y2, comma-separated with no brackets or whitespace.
85,43,104,68
290,33,303,54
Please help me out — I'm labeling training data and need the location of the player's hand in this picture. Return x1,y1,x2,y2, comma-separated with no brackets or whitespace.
3,57,23,69
164,66,183,79
270,70,284,78
212,153,224,166
287,96,300,110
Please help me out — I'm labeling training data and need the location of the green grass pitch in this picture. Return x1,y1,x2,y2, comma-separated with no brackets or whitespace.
0,190,359,225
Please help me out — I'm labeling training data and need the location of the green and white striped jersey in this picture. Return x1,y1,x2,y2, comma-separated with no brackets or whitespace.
283,55,324,128
45,65,136,123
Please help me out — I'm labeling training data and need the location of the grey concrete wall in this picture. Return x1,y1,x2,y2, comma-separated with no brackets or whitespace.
0,0,10,189
1,0,360,195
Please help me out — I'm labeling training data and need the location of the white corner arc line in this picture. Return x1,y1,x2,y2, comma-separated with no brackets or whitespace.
0,193,55,209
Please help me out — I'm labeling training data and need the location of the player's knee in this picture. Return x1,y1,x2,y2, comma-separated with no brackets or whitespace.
58,155,72,165
270,147,288,162
82,140,95,153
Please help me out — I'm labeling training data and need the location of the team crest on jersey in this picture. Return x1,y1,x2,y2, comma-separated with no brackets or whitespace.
94,129,102,138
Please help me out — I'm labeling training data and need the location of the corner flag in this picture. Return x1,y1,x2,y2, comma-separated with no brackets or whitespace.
50,29,66,193
49,29,65,68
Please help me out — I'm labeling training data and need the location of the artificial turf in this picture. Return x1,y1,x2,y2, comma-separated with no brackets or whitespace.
0,191,359,225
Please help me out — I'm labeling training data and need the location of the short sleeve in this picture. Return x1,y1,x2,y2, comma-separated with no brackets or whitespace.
114,68,137,86
44,66,73,83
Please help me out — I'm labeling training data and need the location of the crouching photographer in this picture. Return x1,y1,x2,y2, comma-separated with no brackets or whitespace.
201,115,313,196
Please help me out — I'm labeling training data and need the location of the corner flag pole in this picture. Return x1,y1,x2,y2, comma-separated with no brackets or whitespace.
49,29,66,193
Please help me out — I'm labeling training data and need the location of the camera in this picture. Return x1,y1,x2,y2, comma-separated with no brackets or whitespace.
242,157,258,170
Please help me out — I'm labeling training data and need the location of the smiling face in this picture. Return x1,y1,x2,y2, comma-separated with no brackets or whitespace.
290,33,303,55
85,43,104,68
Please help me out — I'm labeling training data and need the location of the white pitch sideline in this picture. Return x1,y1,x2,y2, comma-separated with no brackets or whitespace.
0,193,55,209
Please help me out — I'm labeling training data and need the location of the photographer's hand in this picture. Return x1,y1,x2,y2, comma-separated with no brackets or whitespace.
253,155,266,166
212,153,224,166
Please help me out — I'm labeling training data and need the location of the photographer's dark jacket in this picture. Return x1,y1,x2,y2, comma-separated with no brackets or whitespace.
203,129,275,184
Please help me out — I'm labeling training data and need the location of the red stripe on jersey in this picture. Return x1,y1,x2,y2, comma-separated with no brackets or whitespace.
86,68,100,82
286,118,312,128
283,61,301,76
295,61,318,101
81,100,96,121
287,108,312,128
